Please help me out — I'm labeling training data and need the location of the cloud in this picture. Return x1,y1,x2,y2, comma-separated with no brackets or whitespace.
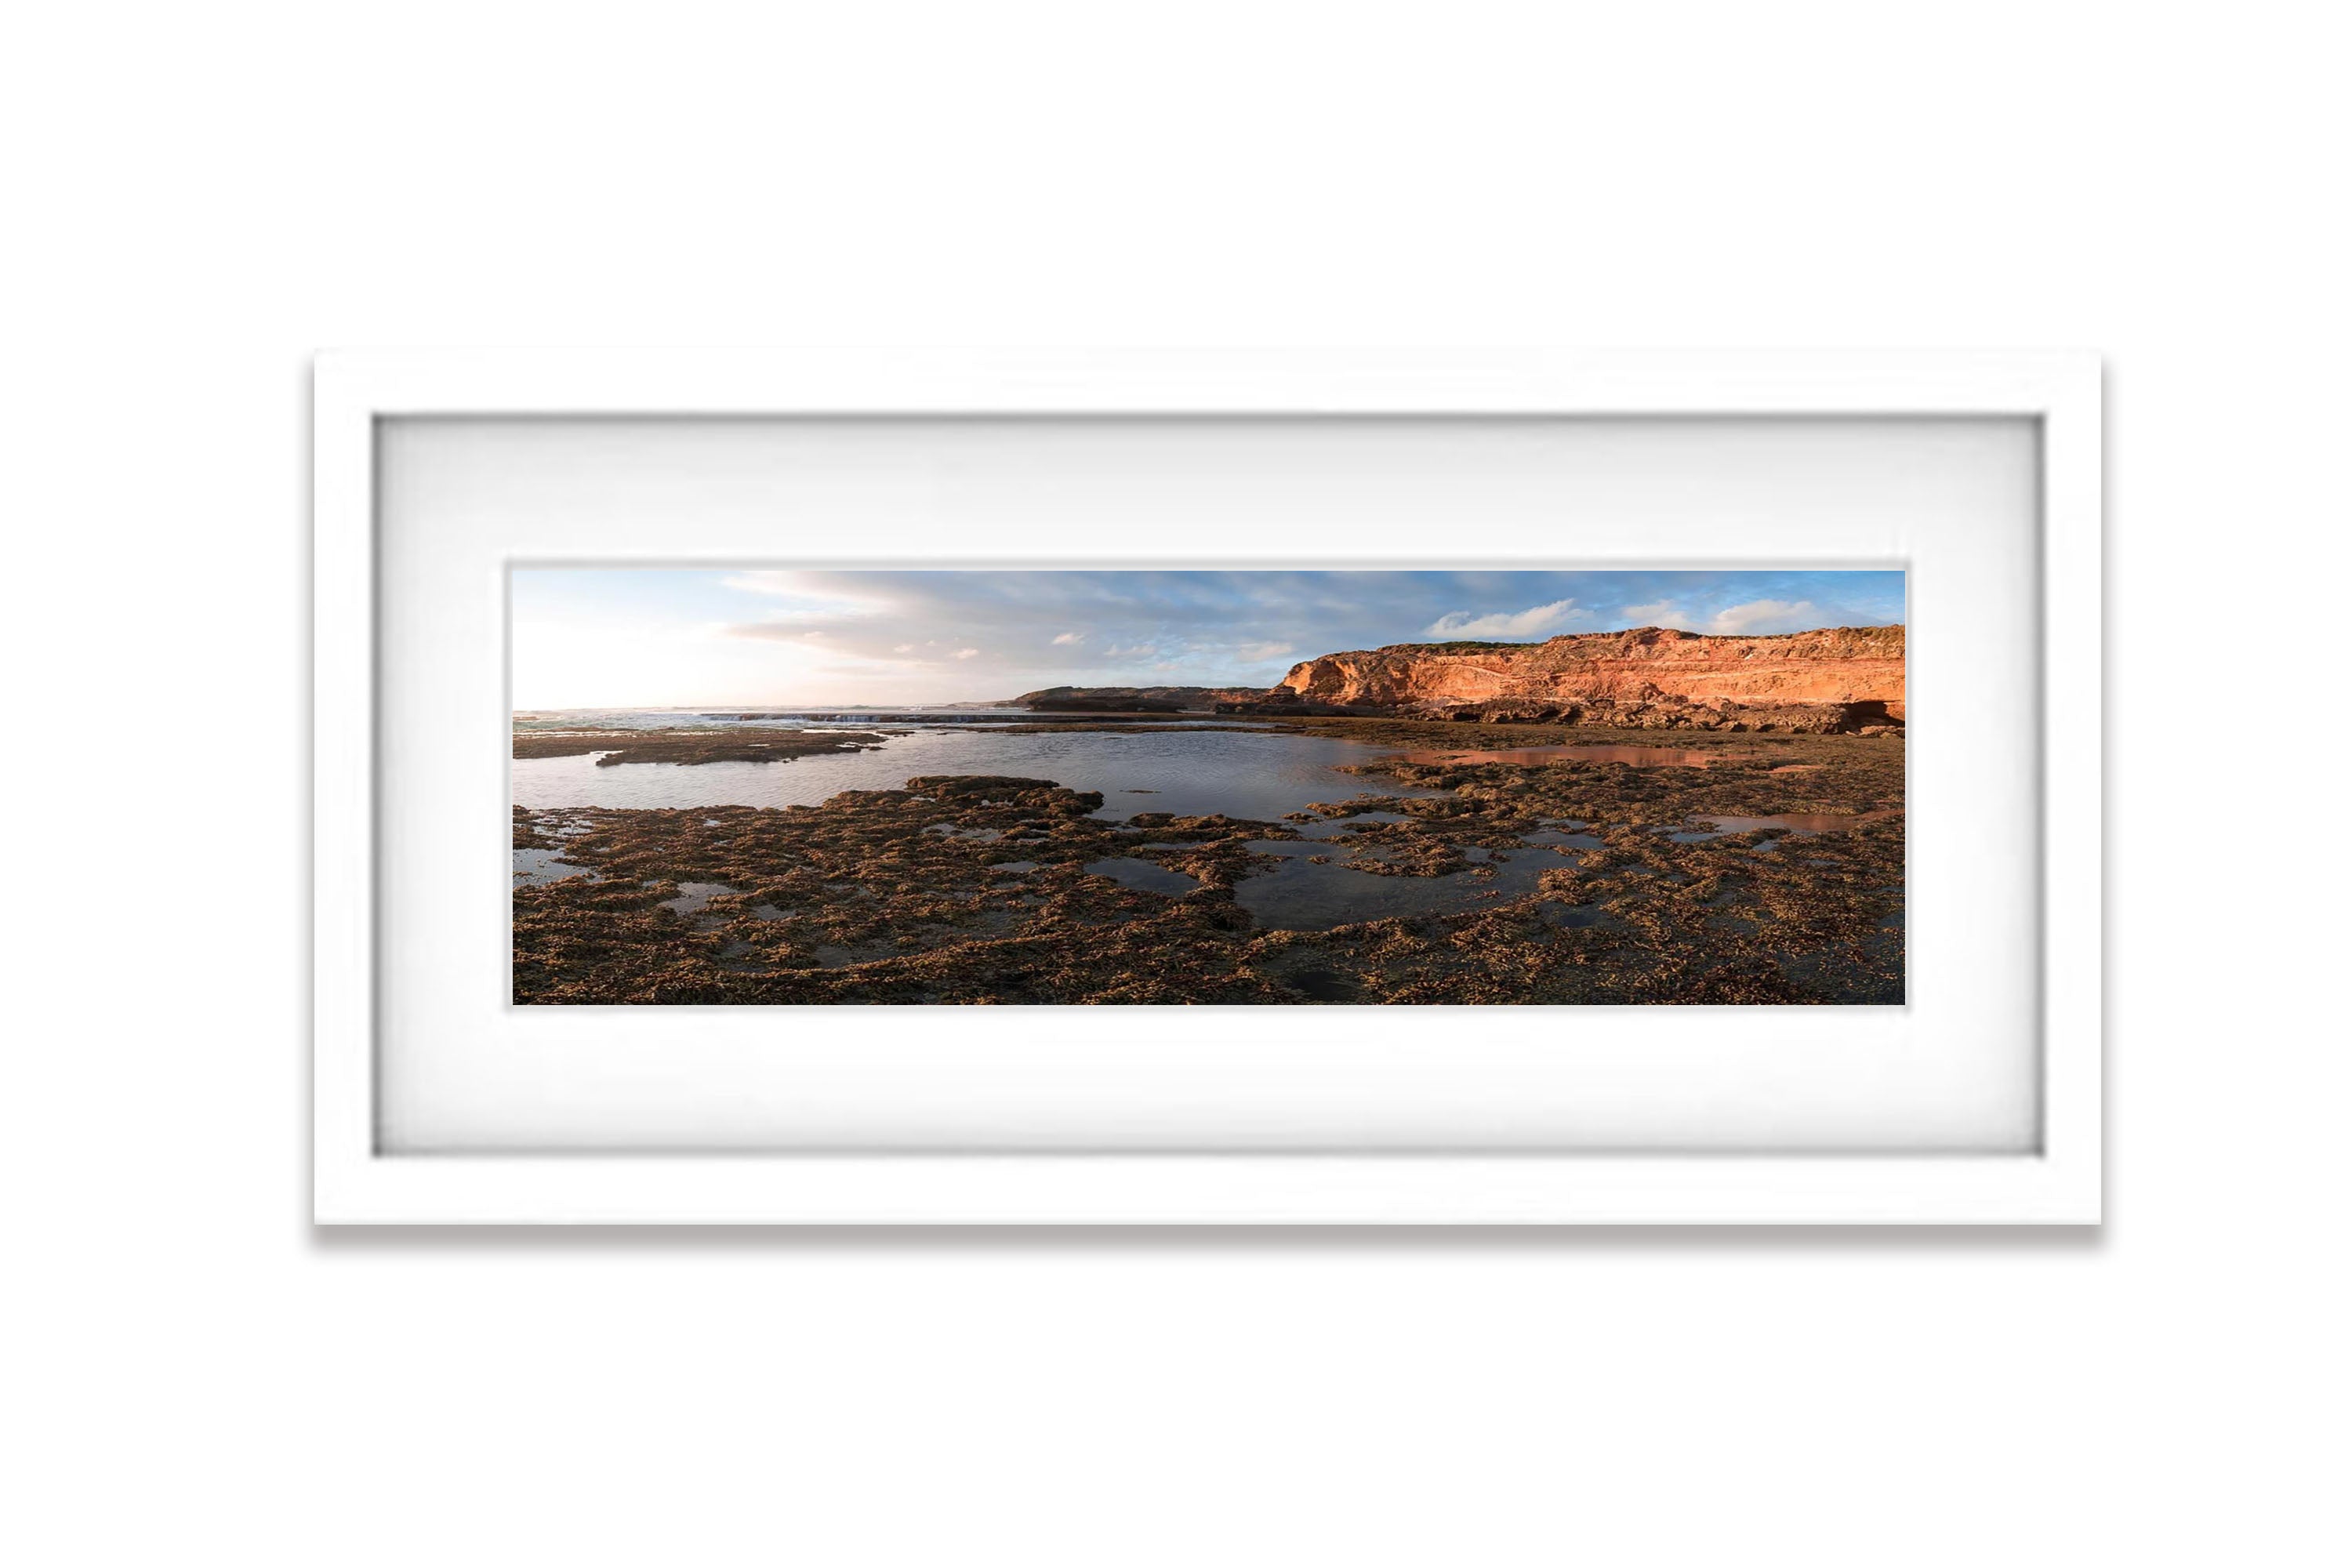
725,622,837,643
1704,598,1820,635
717,572,808,596
724,612,867,638
1423,599,1588,639
524,566,1900,706
717,575,887,617
1618,600,1693,630
1614,597,1834,636
717,571,879,604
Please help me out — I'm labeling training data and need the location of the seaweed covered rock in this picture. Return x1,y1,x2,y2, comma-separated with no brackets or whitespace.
904,775,1106,813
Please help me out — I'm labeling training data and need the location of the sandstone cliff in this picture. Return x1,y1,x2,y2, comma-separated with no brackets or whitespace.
1250,625,1904,731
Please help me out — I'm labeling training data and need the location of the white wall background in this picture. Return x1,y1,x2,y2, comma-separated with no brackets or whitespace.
2,4,2342,1564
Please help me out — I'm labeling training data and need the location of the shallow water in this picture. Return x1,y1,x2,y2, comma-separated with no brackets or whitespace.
512,847,599,886
1387,743,1735,768
1522,824,1606,850
1293,810,1415,839
514,706,1004,733
1083,857,1203,896
512,727,1439,820
513,723,1891,946
1232,840,1570,931
513,706,1259,733
659,880,739,916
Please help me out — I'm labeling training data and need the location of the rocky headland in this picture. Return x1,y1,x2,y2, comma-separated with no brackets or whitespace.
1019,627,1904,731
1221,625,1905,733
1011,684,1270,713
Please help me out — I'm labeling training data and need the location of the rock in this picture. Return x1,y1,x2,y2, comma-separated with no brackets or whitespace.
1011,684,1265,712
1275,625,1904,731
1214,697,1379,717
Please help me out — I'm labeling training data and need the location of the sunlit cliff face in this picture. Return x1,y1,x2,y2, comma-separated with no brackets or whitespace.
1280,625,1907,718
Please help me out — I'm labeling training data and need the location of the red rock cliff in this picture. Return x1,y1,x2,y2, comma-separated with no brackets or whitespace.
1271,625,1905,728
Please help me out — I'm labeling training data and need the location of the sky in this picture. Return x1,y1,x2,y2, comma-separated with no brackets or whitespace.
510,568,1905,709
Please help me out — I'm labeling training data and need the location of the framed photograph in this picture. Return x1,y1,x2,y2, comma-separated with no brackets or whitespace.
314,350,2100,1225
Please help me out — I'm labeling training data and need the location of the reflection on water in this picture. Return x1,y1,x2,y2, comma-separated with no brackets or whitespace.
1388,743,1733,768
513,728,1436,821
513,847,598,886
659,880,739,916
1522,825,1605,849
515,706,1003,734
1083,858,1202,896
1294,810,1414,839
1270,966,1360,1002
514,706,1266,734
1233,840,1563,931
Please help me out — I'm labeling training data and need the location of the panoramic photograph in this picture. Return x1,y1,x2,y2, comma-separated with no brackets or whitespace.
512,568,1907,1005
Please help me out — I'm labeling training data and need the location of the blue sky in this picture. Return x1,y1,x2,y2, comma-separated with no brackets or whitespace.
510,568,1904,708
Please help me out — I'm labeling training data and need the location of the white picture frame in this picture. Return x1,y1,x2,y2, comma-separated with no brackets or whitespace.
314,350,2101,1225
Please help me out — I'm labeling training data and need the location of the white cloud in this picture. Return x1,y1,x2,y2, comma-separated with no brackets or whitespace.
1051,631,1084,645
718,571,874,603
1618,600,1694,630
1236,641,1296,662
951,647,980,659
1423,599,1589,639
721,609,869,639
727,622,841,643
716,572,892,624
1614,598,1836,636
892,643,916,653
1704,598,1819,635
717,571,812,596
